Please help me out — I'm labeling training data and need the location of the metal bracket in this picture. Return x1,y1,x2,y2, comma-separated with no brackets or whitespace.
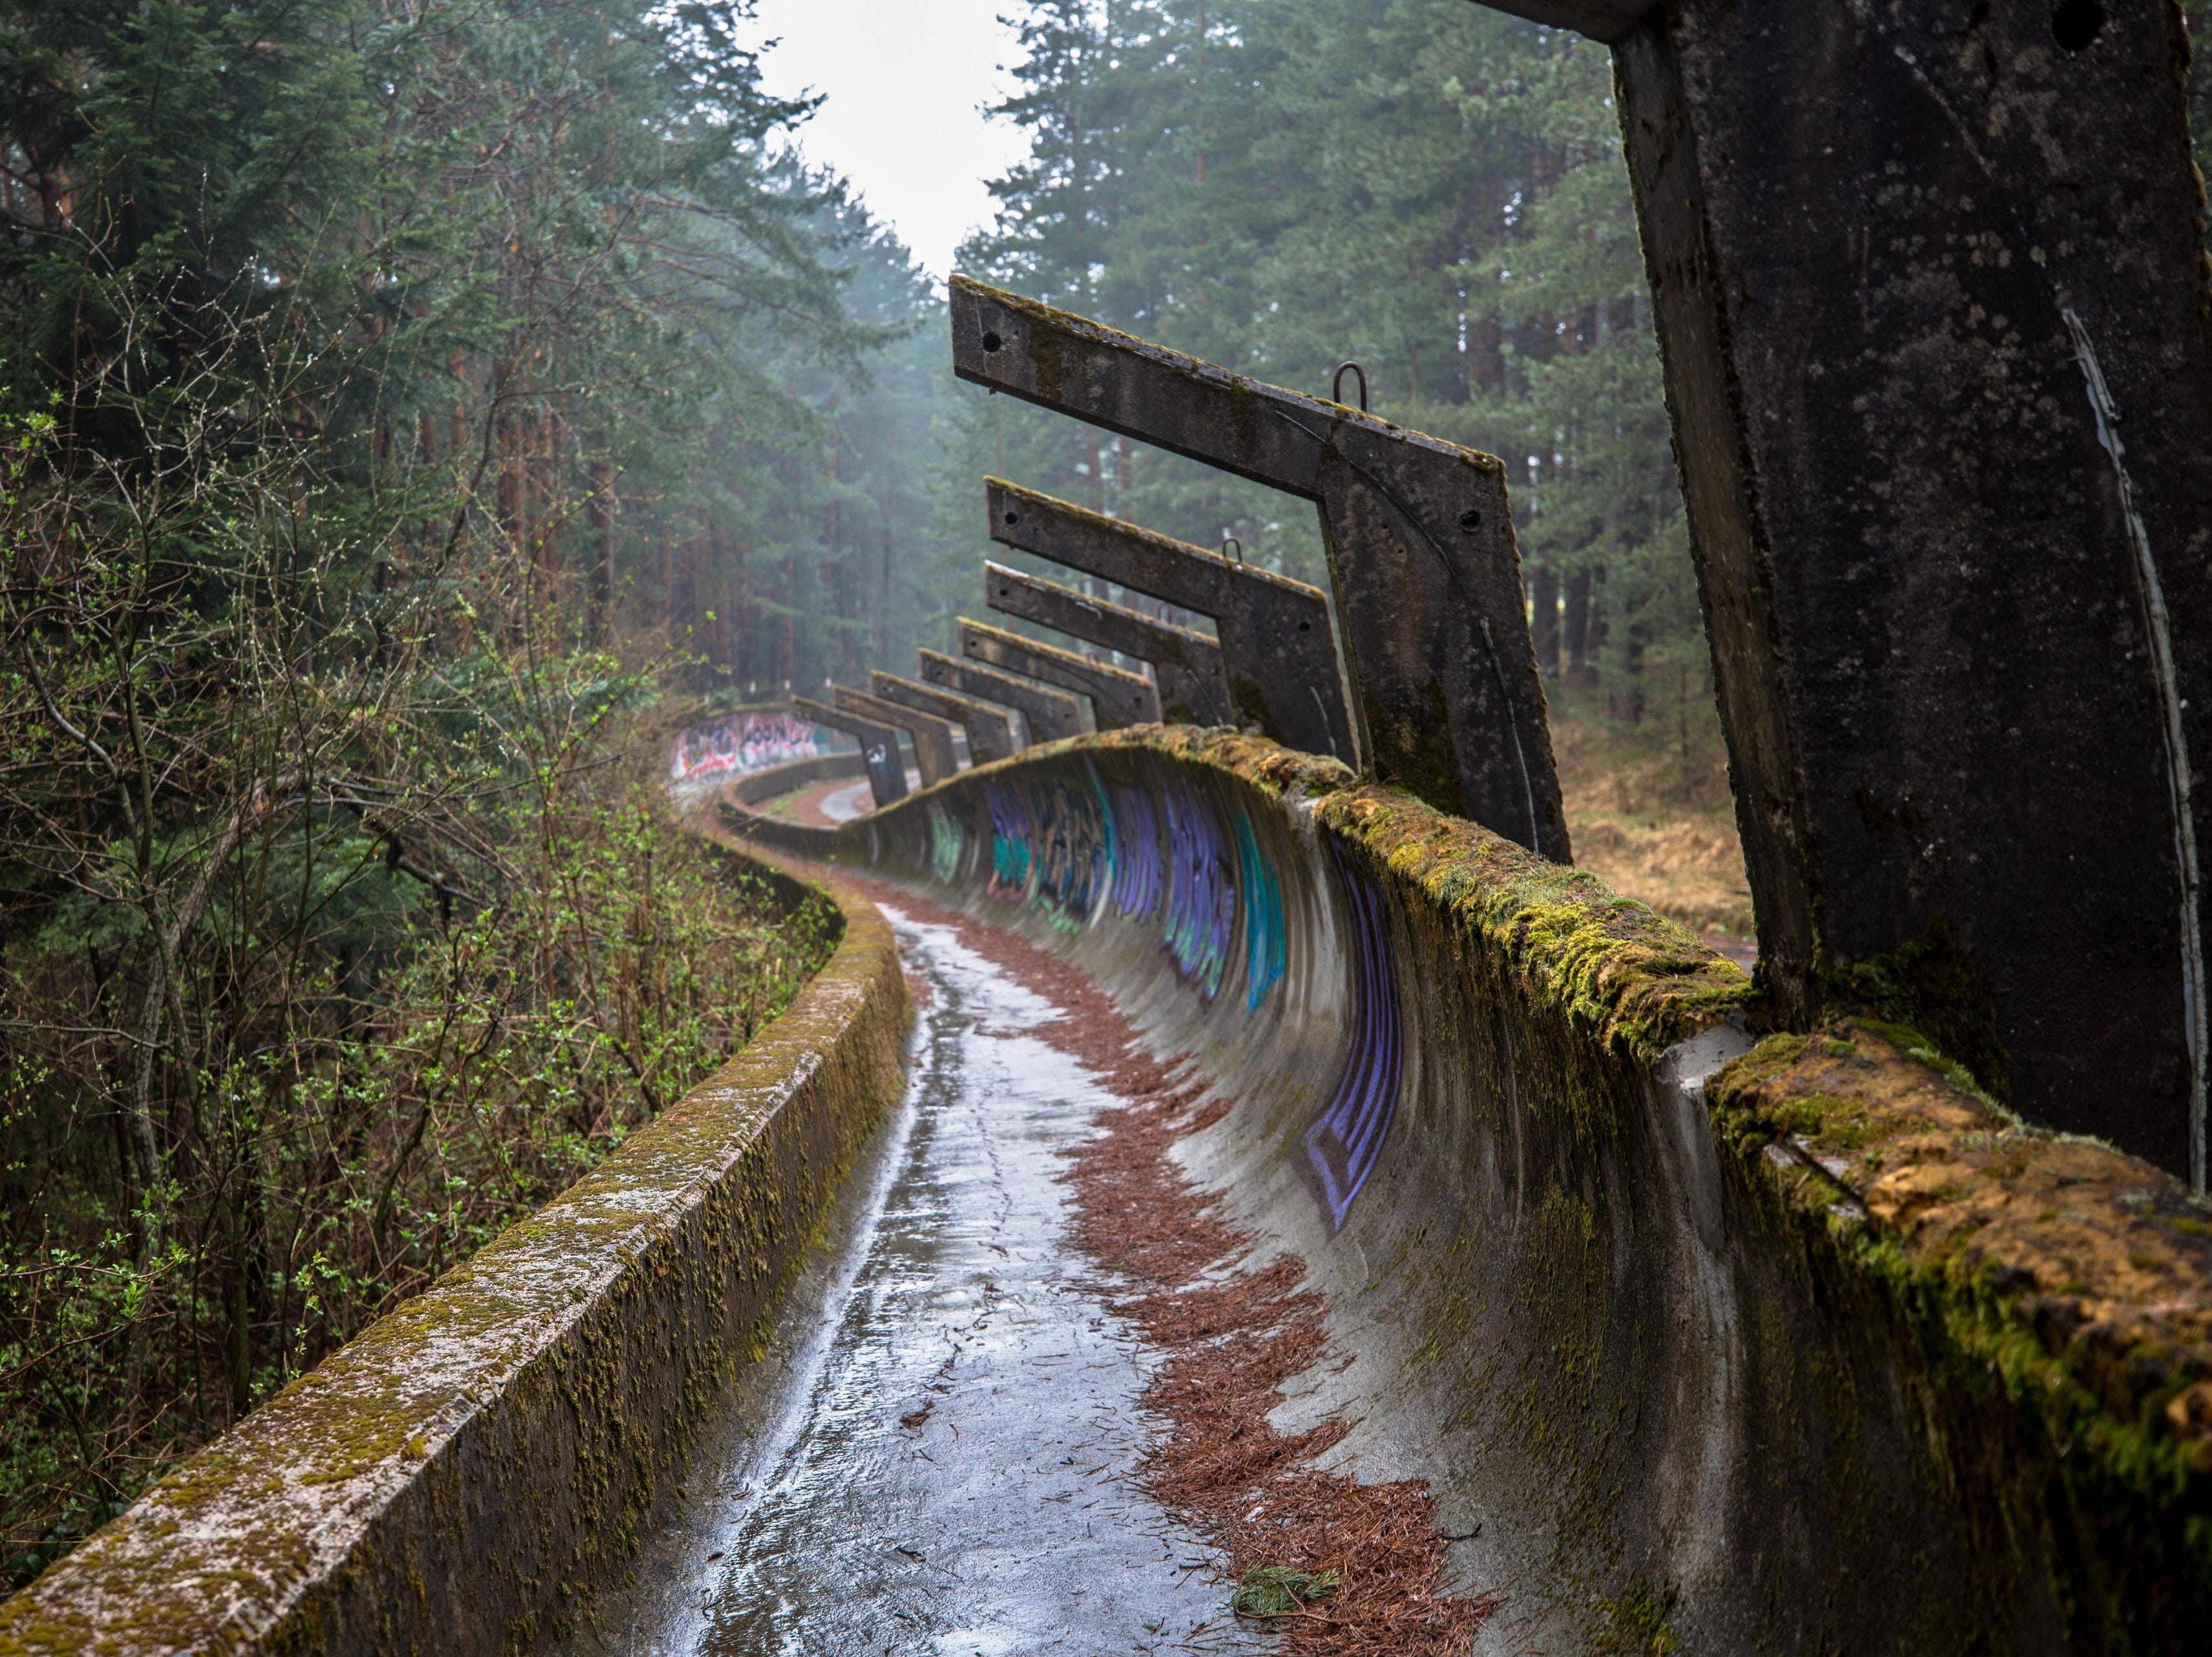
833,686,962,788
958,618,1159,730
983,561,1230,726
789,696,906,810
917,649,1088,745
987,479,1352,759
950,276,1566,855
869,671,1022,764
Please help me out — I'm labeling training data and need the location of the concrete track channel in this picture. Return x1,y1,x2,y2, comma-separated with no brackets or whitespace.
596,906,1271,1657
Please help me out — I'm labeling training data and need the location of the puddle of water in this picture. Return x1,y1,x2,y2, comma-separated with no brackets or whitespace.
592,910,1272,1657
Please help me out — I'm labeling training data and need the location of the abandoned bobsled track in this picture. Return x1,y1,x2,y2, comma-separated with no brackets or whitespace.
6,726,2207,1655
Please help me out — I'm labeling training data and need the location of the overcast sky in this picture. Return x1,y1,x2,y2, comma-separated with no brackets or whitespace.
742,0,1032,279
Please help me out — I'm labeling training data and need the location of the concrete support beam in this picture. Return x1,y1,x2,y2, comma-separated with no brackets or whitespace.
958,618,1161,731
918,648,1088,745
789,697,907,810
869,671,1023,764
832,686,962,788
982,561,1231,727
987,479,1353,762
1587,1,2212,1180
949,276,1567,856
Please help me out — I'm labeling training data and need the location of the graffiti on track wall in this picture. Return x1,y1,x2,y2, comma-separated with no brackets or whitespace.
986,782,1036,903
1106,783,1163,923
670,710,827,781
1304,839,1404,1227
945,761,1400,1224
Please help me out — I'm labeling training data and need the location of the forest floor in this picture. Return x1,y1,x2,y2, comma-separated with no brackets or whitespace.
1546,686,1757,965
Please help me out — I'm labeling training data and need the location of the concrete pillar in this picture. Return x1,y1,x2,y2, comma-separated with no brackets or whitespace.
917,649,1088,745
985,479,1355,759
957,619,1161,731
982,562,1232,726
870,671,1024,764
832,686,963,788
1477,0,2212,1179
950,277,1569,857
789,697,907,810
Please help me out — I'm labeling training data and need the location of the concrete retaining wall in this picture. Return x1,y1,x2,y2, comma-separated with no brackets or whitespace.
0,834,908,1657
801,728,2212,1654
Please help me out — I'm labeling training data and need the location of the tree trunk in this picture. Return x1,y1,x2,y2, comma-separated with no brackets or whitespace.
587,462,615,645
1532,564,1560,678
1563,567,1593,683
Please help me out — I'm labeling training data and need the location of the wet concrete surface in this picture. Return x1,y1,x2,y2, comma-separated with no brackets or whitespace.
594,907,1272,1657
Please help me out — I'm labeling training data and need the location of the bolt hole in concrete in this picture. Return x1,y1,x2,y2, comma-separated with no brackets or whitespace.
2052,0,2104,50
592,910,1273,1656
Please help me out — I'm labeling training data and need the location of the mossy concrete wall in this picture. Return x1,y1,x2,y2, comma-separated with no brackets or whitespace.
806,726,2211,1654
0,833,908,1657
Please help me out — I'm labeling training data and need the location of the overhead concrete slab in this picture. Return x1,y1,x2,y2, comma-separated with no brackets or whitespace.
1586,0,2212,1179
982,559,1231,726
918,647,1087,744
869,670,1022,763
958,618,1160,731
832,684,961,788
987,477,1353,761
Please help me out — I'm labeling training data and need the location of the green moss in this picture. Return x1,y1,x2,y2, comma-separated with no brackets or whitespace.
1833,918,2008,1100
1596,1578,1678,1654
1362,679,1465,818
0,841,912,1656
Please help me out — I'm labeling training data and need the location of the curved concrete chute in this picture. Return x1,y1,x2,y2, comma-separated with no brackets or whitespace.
11,730,2209,1653
724,727,2212,1654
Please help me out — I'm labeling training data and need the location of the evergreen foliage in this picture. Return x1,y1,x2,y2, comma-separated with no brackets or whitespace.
0,0,940,1581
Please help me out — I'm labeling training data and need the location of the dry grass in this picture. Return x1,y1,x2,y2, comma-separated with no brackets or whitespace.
846,876,1498,1653
1549,691,1756,952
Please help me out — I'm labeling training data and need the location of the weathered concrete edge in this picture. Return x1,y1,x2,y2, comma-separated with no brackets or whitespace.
813,724,2212,1580
1708,1022,2212,1480
0,822,909,1656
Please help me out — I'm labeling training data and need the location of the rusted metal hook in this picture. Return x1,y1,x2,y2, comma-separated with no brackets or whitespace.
1221,535,1244,565
1331,360,1369,413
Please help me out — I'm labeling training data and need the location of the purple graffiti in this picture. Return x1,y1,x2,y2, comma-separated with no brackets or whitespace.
1305,840,1403,1228
1033,782,1108,927
1107,783,1163,922
1163,781,1235,998
985,782,1036,902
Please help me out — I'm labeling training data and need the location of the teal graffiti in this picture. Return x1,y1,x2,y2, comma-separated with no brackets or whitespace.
1232,810,1286,1009
929,806,965,885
